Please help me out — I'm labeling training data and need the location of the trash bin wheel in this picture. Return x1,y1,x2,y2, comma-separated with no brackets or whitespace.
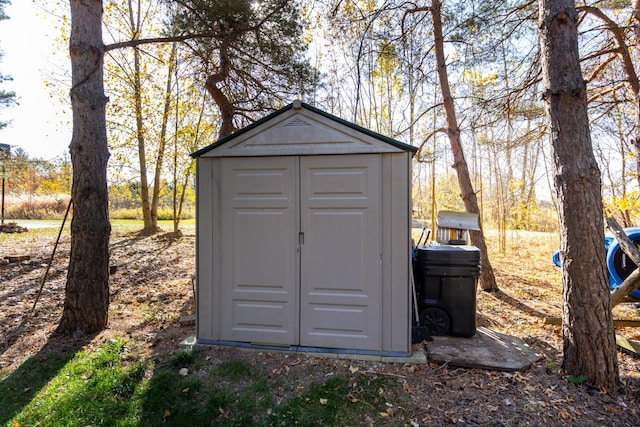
420,307,450,336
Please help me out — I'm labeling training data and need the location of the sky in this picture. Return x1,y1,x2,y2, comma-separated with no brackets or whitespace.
0,1,71,160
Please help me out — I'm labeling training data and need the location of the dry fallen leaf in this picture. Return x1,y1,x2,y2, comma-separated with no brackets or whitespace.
402,381,414,394
319,398,328,405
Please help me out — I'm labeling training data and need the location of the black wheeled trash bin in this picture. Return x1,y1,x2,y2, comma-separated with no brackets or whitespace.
414,245,481,337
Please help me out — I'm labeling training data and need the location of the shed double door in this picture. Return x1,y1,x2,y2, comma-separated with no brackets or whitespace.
220,155,382,351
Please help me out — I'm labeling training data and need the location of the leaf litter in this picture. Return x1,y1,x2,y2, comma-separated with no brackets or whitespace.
0,227,639,425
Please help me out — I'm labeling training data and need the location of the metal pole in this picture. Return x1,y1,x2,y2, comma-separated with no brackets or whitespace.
0,144,10,227
1,167,5,226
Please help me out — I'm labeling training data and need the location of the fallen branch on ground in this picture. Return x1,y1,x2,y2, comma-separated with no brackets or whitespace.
543,317,640,327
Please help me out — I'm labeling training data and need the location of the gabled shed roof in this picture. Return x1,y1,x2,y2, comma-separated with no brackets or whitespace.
191,100,417,158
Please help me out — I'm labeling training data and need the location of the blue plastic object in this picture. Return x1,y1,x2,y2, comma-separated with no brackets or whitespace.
552,228,640,299
606,227,640,299
553,233,615,266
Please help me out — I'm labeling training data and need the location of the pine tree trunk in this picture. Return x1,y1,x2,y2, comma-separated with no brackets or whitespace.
431,0,497,291
205,40,237,139
58,0,111,335
539,0,618,389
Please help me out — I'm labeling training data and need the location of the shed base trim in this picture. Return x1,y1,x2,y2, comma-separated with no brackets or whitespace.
184,336,416,361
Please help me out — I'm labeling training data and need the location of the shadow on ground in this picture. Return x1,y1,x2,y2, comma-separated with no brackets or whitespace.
0,332,96,424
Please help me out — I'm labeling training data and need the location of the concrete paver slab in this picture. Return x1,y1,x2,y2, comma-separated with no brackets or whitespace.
424,327,541,371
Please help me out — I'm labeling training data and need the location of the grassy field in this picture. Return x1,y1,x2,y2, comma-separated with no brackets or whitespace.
4,218,195,229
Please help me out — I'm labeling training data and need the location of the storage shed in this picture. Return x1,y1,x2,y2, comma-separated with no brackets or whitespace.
191,101,417,356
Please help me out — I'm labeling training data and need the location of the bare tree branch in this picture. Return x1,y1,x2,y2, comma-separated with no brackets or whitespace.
104,33,214,52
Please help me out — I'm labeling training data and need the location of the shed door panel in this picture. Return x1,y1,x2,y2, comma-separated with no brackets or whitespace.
299,155,382,350
220,157,298,345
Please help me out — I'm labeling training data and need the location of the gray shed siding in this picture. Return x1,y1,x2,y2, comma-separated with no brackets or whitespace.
193,102,414,354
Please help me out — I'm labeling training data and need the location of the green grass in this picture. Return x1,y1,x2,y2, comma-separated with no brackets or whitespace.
1,340,147,426
0,219,194,243
109,218,195,229
0,341,413,427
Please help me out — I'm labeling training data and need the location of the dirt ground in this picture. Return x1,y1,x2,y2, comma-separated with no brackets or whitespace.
1,226,639,426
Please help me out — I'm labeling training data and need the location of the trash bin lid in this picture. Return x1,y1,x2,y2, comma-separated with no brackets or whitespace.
415,245,481,266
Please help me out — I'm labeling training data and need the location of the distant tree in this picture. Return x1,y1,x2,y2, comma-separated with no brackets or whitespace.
403,1,498,291
5,148,38,196
3,148,71,197
539,0,618,389
104,0,175,233
169,0,319,138
0,0,16,130
42,155,72,194
575,3,640,209
169,75,214,233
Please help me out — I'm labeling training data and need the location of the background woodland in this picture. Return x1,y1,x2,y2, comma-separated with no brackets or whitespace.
1,0,637,240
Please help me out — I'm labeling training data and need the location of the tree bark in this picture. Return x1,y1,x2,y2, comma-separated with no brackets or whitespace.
205,40,237,139
430,0,497,291
539,0,618,389
134,44,154,231
152,42,178,230
632,0,640,188
58,0,111,335
128,0,154,232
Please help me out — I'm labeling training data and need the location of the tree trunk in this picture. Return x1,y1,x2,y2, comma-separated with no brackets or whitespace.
431,0,497,291
134,43,154,231
205,40,237,139
58,0,111,335
632,0,640,188
127,0,154,232
539,0,618,389
152,42,178,229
